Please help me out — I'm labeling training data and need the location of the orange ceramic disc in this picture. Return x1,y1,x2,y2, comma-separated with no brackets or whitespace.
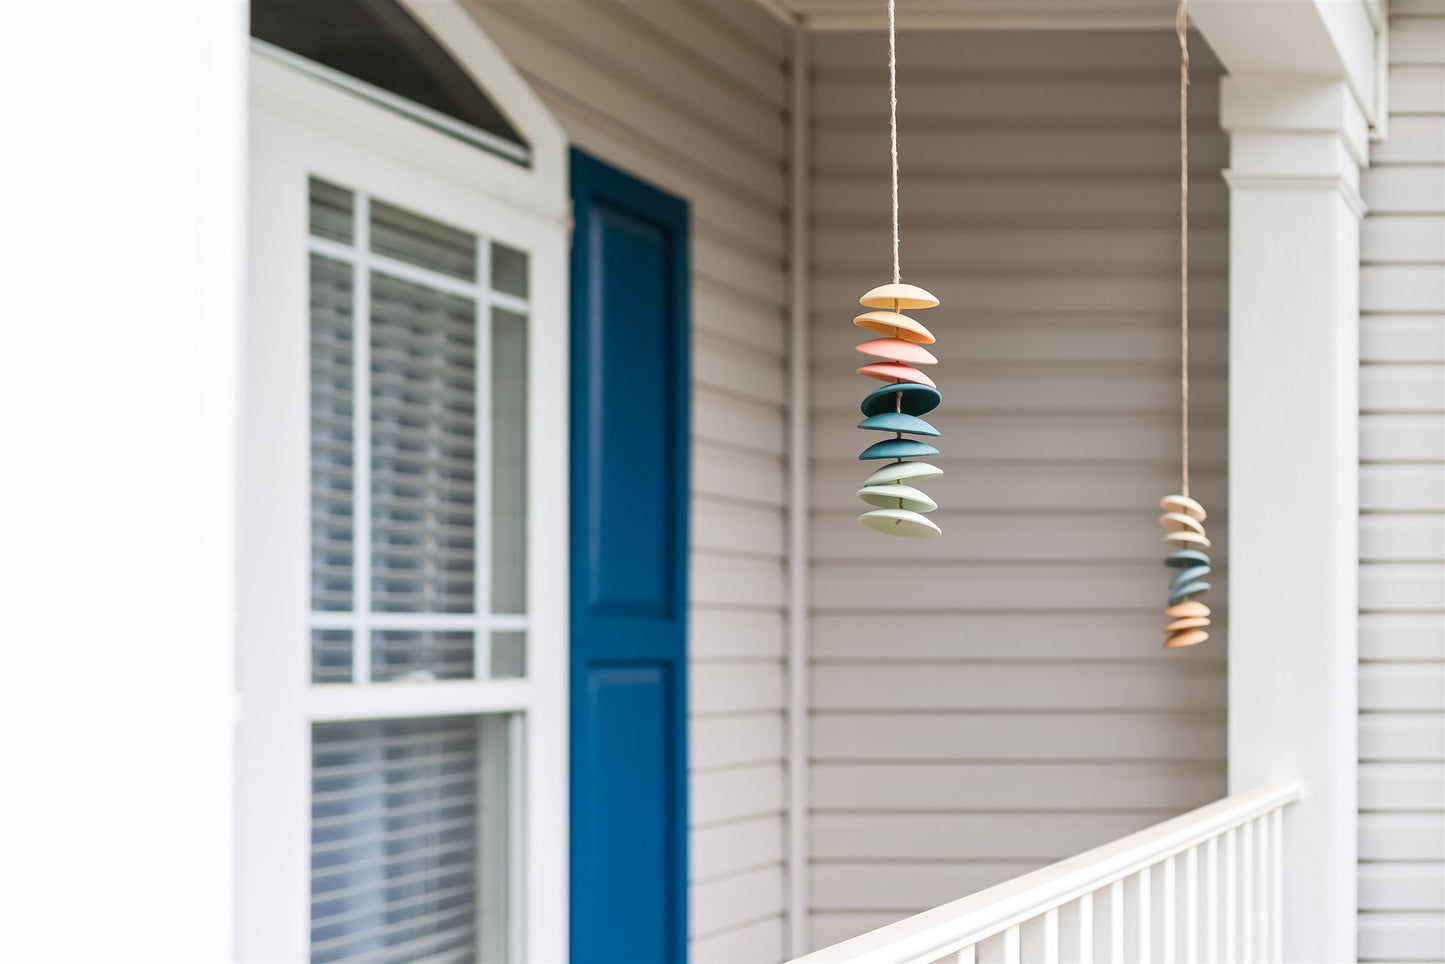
1163,629,1209,649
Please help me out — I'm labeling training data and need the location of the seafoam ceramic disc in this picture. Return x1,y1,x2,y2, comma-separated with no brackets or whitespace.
1165,549,1211,569
859,437,940,461
1167,581,1212,606
856,338,938,366
861,382,941,417
853,310,935,344
1159,512,1206,534
857,412,939,437
1164,600,1211,618
1169,566,1212,593
1164,530,1212,549
859,508,942,538
1160,494,1206,522
857,483,938,513
859,283,940,310
1163,629,1209,649
865,461,944,485
856,362,937,389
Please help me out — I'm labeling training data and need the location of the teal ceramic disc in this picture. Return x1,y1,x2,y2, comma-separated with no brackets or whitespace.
858,438,940,461
1169,565,1212,593
1165,549,1211,569
861,382,941,417
857,412,940,437
1168,581,1212,606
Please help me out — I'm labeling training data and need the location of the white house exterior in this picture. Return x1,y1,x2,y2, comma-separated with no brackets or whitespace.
0,1,1439,963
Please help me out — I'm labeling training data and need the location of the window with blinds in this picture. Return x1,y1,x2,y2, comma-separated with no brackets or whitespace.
304,177,530,963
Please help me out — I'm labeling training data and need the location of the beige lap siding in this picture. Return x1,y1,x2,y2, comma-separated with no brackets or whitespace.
807,29,1230,951
463,3,794,960
1358,5,1445,961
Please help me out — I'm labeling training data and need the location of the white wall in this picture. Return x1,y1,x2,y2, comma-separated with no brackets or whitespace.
462,4,796,960
0,2,245,960
806,30,1230,950
1358,6,1445,961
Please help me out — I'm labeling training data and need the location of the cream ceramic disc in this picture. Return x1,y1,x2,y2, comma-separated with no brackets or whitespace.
856,362,937,389
1163,629,1209,649
855,337,938,366
859,283,940,310
859,508,942,538
1164,600,1211,618
857,483,938,513
864,461,944,486
1160,494,1206,522
853,310,935,344
1164,530,1211,549
1159,512,1206,534
1165,616,1211,632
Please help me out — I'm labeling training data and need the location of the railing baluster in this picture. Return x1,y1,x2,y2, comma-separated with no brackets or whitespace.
1184,847,1199,964
956,944,977,964
1137,867,1152,963
1205,836,1219,964
1110,879,1125,964
1241,819,1255,961
1270,808,1283,963
1020,910,1059,962
1223,828,1238,963
1161,854,1177,964
975,927,1020,964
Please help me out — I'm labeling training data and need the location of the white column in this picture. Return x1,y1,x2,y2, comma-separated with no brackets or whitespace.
0,1,246,960
1221,74,1364,964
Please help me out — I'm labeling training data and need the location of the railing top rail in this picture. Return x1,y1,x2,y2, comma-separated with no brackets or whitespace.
791,779,1303,964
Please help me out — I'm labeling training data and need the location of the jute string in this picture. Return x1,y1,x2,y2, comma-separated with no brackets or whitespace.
888,0,900,285
1177,0,1191,498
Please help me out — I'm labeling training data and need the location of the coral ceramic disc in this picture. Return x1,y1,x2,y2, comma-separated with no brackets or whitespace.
864,461,944,485
1163,629,1210,649
857,483,938,513
1165,616,1211,632
1164,600,1211,618
861,383,941,417
1160,494,1206,522
859,508,942,538
1165,549,1211,569
1159,512,1206,534
1167,581,1212,606
859,283,940,310
1164,530,1211,549
853,310,935,344
856,338,938,366
857,362,937,388
857,412,939,437
859,437,940,461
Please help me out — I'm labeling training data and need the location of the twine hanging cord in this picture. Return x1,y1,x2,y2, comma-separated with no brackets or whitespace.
1177,0,1191,498
888,0,900,285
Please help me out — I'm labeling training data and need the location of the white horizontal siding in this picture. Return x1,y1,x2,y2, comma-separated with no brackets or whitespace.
463,3,793,959
1359,10,1445,963
807,29,1229,952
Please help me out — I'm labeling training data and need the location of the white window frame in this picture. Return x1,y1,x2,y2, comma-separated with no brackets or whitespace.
236,14,568,961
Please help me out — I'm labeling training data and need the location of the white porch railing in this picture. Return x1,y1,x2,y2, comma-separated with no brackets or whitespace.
792,781,1302,964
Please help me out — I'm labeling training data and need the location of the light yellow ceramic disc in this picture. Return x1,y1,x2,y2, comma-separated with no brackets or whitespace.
1159,512,1206,534
857,483,938,513
1164,530,1212,549
1160,494,1206,522
854,310,935,345
859,283,940,310
1163,629,1210,649
864,461,944,486
859,508,942,538
1165,600,1211,618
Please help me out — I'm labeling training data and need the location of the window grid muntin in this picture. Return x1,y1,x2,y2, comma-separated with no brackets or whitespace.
308,183,530,685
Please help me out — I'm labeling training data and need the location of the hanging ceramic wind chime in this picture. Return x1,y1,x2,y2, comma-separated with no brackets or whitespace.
856,0,943,539
1160,0,1211,648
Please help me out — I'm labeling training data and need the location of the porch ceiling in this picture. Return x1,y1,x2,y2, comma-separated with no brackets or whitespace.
754,0,1177,31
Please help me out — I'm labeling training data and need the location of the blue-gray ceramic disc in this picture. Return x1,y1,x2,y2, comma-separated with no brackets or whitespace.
861,382,942,417
858,437,941,461
1165,549,1211,569
857,412,940,437
1169,565,1212,593
1168,581,1212,606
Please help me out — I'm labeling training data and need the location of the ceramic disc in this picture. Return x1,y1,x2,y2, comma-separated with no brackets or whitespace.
859,437,940,461
853,310,935,344
857,483,938,513
859,508,943,537
1163,629,1210,649
864,461,944,485
859,283,940,310
856,362,937,389
1165,549,1211,569
1164,600,1211,618
861,382,941,417
1167,581,1212,606
1169,565,1213,593
856,338,938,366
857,412,940,437
1165,616,1211,632
1159,512,1206,534
1164,530,1212,549
1160,494,1206,522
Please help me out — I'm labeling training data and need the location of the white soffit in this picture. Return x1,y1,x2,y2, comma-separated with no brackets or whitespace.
753,0,1178,31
